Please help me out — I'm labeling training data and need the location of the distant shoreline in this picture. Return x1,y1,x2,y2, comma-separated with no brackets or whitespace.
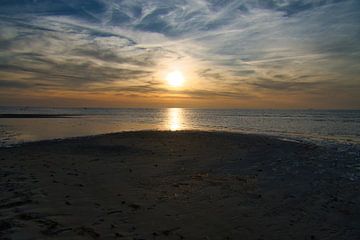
0,114,80,118
1,106,360,111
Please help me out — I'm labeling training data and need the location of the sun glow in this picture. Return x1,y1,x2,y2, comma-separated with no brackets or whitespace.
168,108,183,131
166,70,185,87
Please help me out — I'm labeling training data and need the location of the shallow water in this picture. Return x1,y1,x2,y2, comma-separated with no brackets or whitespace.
0,107,359,146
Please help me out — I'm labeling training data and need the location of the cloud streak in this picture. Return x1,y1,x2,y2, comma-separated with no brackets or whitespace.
0,0,359,108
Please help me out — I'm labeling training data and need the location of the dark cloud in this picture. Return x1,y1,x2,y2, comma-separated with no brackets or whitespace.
0,79,31,89
0,58,151,89
198,69,227,81
180,89,254,99
0,0,107,22
71,48,155,67
250,78,337,92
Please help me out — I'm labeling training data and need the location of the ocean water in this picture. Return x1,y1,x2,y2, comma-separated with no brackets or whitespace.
0,107,359,147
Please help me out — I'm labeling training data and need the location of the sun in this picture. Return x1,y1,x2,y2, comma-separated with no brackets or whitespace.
166,70,185,87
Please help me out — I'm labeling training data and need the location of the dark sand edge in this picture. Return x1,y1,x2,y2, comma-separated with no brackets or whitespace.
3,129,309,149
0,131,359,239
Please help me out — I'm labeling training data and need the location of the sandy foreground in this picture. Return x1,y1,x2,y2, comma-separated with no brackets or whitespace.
0,131,359,240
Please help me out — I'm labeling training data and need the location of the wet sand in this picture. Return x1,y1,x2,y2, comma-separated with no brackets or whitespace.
0,131,359,239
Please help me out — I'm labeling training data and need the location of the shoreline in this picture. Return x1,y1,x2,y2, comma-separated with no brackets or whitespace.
2,129,359,152
0,130,316,151
1,130,359,239
3,129,302,145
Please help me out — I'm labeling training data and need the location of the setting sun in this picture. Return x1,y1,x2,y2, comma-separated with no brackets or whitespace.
166,70,185,87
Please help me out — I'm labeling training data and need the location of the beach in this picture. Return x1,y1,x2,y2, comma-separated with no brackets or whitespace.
0,131,359,239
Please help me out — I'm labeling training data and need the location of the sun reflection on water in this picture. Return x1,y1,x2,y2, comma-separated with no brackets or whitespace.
168,108,183,131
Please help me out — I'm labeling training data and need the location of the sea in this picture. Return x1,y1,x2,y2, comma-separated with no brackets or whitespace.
0,107,359,148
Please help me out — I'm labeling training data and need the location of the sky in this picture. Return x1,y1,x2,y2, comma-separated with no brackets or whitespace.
0,0,359,109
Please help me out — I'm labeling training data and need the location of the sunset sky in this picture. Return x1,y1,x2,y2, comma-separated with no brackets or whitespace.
0,0,359,108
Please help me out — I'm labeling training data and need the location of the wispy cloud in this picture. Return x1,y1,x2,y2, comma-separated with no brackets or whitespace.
0,0,359,108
